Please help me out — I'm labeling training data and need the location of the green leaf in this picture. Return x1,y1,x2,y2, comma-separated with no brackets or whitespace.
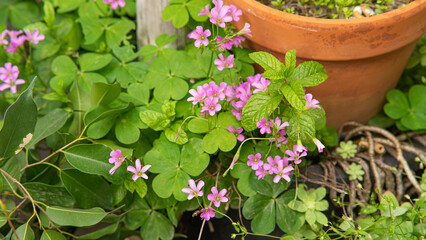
84,104,129,127
78,73,108,92
78,18,104,44
57,0,85,13
155,33,178,48
241,92,282,131
152,169,190,201
46,206,107,227
112,45,139,63
9,2,42,29
368,113,395,129
26,109,69,149
165,123,188,145
305,209,316,226
78,221,119,239
80,53,113,72
61,169,113,209
276,190,304,233
124,83,150,105
249,52,284,72
41,230,66,240
243,194,276,234
281,81,306,110
135,178,148,199
187,0,210,22
115,117,141,144
202,128,236,154
384,89,410,119
288,61,327,87
307,107,326,130
140,110,170,131
162,4,189,28
63,144,126,180
409,85,426,113
140,211,174,240
0,78,37,160
145,137,180,173
91,82,121,106
12,224,34,240
180,138,209,176
105,18,135,47
23,182,75,208
287,111,315,142
188,118,209,133
50,55,78,90
284,49,296,76
316,126,338,147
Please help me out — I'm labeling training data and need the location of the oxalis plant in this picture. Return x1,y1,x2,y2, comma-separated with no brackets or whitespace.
0,0,333,239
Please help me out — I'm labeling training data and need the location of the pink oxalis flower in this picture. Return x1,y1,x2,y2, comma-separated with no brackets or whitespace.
305,93,321,109
210,0,232,28
127,159,151,181
227,125,245,142
257,118,272,134
109,149,124,166
313,138,325,152
214,53,234,71
273,160,294,183
188,26,211,47
182,179,204,200
202,97,221,116
200,207,215,221
247,153,263,170
285,145,307,165
24,29,45,44
0,63,25,93
207,186,228,207
255,167,268,180
187,86,206,105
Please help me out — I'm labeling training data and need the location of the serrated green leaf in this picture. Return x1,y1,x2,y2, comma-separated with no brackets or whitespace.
281,81,306,110
249,51,284,72
241,92,282,131
287,111,315,142
288,61,327,87
140,110,170,131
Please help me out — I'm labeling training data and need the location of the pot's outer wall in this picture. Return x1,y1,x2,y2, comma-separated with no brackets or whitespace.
225,0,426,129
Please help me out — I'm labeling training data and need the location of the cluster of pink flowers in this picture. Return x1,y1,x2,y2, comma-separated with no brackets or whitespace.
182,179,228,221
0,29,44,53
257,117,289,147
226,74,270,120
188,0,251,72
93,0,125,9
0,63,25,93
187,81,227,116
246,143,309,183
109,150,151,181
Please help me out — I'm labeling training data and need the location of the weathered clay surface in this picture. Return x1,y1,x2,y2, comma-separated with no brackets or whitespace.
225,0,426,128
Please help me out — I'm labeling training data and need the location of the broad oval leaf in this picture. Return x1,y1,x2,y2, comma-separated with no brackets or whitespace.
0,78,37,159
40,230,67,240
23,182,75,208
80,53,112,72
60,169,113,209
12,224,34,240
281,81,306,110
180,138,209,176
46,206,107,227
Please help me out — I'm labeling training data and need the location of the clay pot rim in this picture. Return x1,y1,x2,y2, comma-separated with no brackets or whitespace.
243,0,425,26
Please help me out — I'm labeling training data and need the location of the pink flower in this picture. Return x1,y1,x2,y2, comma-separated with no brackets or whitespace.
0,63,24,94
127,159,151,181
238,23,252,37
247,153,263,170
263,155,282,174
227,125,244,142
273,160,294,183
305,93,321,109
109,149,124,166
214,53,234,71
246,74,262,85
0,30,8,45
207,187,228,207
187,86,206,105
225,85,236,101
198,4,211,17
200,207,215,221
210,1,232,28
205,81,227,100
313,138,325,153
202,97,221,116
271,117,289,132
257,118,272,134
24,29,44,44
188,26,211,48
235,82,252,102
216,36,233,51
285,145,307,165
182,179,204,200
252,77,270,93
228,5,242,21
109,164,120,175
0,63,19,82
269,130,287,147
110,0,125,9
255,167,268,180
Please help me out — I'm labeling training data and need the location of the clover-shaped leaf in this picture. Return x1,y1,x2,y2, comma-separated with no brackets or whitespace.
145,136,209,200
201,112,240,154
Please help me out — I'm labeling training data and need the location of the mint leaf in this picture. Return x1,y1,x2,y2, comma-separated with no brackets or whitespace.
241,92,282,131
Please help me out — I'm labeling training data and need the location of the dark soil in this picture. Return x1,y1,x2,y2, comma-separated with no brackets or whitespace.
258,0,413,19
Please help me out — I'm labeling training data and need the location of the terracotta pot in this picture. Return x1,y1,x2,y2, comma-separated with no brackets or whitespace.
224,0,426,129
